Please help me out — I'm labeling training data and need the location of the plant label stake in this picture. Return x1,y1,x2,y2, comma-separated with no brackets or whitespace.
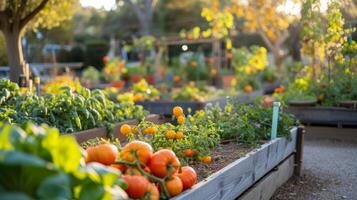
271,102,281,140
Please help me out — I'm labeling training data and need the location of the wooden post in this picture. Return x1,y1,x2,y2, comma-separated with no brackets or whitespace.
294,125,305,176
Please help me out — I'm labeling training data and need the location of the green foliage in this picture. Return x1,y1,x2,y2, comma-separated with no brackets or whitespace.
0,122,127,199
0,0,76,31
195,99,298,145
231,46,269,91
171,84,208,102
81,66,101,85
0,79,148,134
127,118,220,163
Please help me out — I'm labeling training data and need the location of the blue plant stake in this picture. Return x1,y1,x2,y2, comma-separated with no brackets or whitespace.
271,102,281,140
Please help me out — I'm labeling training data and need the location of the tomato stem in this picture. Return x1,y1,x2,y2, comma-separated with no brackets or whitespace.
115,160,171,199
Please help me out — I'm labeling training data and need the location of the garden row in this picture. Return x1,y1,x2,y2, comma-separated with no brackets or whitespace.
0,78,301,199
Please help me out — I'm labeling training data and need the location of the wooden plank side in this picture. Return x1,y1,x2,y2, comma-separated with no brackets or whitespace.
73,127,107,143
285,107,357,126
173,155,255,200
238,155,295,200
174,129,297,200
252,143,269,182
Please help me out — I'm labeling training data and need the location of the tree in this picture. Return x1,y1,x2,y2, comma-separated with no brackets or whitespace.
122,0,158,36
0,0,77,82
230,0,295,72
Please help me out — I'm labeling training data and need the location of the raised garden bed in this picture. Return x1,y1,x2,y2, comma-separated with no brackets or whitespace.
72,114,161,143
286,107,357,127
172,127,302,200
263,82,280,95
136,91,262,115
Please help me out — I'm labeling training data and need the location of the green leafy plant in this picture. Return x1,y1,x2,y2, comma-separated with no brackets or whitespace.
0,79,148,134
125,112,220,164
194,98,298,145
0,122,128,199
81,66,101,85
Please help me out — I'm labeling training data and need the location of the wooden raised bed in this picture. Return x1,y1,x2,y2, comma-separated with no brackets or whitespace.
262,82,280,95
72,114,161,143
286,106,357,127
136,91,263,115
173,127,302,200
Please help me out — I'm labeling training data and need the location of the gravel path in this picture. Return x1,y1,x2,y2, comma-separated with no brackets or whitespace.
272,138,357,200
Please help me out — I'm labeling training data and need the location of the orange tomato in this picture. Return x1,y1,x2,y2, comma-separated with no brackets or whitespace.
165,176,183,197
145,183,159,200
120,124,132,136
144,127,157,135
86,143,118,165
122,175,149,199
184,149,194,157
120,141,153,165
177,116,185,125
149,149,181,178
177,166,197,189
175,131,184,140
243,85,253,93
274,86,285,94
200,156,212,164
173,106,184,117
165,130,176,139
133,93,144,102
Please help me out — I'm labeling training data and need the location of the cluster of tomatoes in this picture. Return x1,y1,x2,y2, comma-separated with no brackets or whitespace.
85,140,197,199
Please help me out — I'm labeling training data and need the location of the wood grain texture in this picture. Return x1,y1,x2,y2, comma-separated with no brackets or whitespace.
135,91,263,115
173,128,297,200
286,107,357,126
238,155,295,200
73,114,160,143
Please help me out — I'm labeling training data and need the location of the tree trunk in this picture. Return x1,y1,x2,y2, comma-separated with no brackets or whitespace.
3,30,25,83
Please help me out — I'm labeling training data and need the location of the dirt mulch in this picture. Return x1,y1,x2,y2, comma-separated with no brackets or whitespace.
190,142,254,182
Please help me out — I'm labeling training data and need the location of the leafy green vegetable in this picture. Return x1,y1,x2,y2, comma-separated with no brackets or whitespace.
0,122,128,200
0,79,148,134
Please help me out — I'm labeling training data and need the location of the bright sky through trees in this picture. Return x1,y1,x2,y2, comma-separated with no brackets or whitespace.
80,0,117,10
80,0,330,14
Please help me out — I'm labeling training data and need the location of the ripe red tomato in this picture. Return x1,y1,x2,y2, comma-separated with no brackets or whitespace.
149,149,181,178
165,176,183,197
120,141,153,165
122,175,149,198
177,166,197,189
86,143,118,165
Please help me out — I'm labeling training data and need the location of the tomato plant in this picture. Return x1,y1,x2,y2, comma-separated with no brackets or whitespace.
196,98,298,145
115,141,198,199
